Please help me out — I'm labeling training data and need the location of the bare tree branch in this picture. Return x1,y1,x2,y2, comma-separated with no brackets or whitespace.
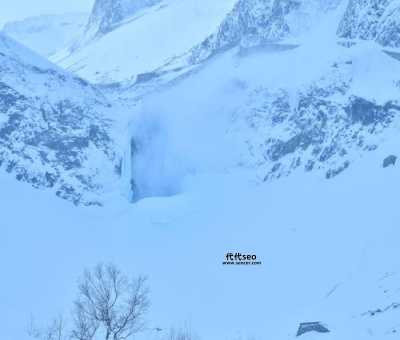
71,263,150,340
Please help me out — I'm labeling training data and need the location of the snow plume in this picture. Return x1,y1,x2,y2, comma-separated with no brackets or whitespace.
125,58,248,200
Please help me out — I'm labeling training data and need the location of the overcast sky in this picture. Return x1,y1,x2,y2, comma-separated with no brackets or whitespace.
0,0,94,27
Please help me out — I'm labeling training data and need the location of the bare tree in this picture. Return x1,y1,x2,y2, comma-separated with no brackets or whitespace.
71,263,150,340
28,315,68,340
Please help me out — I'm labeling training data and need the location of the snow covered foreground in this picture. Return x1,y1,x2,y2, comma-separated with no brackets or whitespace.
2,1,400,340
2,144,400,340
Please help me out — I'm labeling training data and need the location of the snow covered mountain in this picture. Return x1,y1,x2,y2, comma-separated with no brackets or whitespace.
338,0,400,48
52,0,344,87
2,13,88,57
45,0,400,203
3,2,399,206
122,1,400,201
0,33,118,205
3,1,400,340
52,0,239,84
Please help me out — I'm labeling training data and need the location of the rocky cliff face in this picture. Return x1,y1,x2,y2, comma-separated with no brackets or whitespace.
338,0,400,48
377,2,400,47
337,0,389,41
167,0,341,68
232,64,400,182
189,0,301,63
0,33,117,205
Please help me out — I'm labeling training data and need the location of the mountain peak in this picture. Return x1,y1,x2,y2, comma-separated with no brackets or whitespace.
86,0,162,37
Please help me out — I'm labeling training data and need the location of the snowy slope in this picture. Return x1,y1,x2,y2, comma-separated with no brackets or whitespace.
2,142,400,340
0,33,118,205
2,13,88,57
52,0,238,84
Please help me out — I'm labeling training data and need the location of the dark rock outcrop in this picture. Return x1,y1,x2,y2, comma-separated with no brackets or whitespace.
383,155,397,168
296,322,330,337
